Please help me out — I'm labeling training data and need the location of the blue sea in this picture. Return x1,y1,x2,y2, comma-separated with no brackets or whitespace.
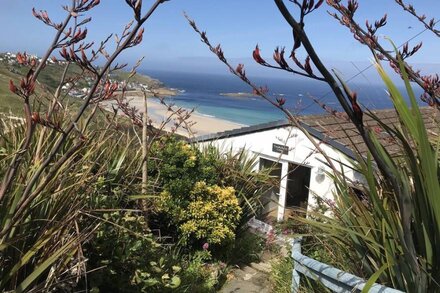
142,70,423,126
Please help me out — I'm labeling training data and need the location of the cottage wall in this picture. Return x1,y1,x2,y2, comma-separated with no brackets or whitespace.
198,126,361,220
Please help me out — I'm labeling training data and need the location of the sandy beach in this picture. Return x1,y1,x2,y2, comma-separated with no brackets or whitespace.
103,92,245,137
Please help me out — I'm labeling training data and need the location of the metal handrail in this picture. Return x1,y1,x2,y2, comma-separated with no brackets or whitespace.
291,238,405,293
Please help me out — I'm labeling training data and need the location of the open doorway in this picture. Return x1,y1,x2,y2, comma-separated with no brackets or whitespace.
258,158,281,221
284,163,311,219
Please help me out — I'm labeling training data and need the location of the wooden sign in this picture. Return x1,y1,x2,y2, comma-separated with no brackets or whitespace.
272,143,289,155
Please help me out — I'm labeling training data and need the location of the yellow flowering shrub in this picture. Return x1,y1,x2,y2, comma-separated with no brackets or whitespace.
161,181,242,246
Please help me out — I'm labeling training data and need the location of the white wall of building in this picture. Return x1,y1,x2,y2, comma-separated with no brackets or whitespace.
198,126,360,221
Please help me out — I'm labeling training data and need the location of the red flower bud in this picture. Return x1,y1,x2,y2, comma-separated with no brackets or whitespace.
28,81,36,95
20,78,26,89
276,97,286,106
214,44,225,60
73,28,82,40
104,80,111,92
373,126,382,134
273,47,289,69
31,112,40,123
60,46,69,60
65,27,72,38
349,92,363,122
253,45,267,65
69,47,76,60
16,52,27,65
81,48,88,64
236,64,245,77
41,11,50,22
253,86,269,96
304,56,313,75
136,28,144,43
32,8,39,18
9,80,18,94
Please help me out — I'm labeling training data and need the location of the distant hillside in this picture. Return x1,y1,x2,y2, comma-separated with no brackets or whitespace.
0,52,164,115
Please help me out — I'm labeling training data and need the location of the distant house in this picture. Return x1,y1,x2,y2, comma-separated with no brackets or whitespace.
61,83,71,91
194,107,438,222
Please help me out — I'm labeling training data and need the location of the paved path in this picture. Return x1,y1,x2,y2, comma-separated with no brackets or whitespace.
220,222,291,293
219,255,273,293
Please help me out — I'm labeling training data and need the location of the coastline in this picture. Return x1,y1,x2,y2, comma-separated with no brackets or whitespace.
103,93,245,137
132,97,245,137
114,88,179,98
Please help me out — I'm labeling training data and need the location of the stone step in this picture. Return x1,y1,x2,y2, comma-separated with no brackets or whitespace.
250,262,272,274
219,270,270,293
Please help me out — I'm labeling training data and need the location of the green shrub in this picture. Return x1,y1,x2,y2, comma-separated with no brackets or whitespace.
85,211,182,293
269,255,292,293
151,138,272,248
160,181,242,246
150,138,272,224
131,257,182,292
269,253,331,293
148,137,218,198
218,231,265,265
178,250,227,293
275,206,355,272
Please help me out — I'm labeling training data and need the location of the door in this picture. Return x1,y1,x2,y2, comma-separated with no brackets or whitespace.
285,163,311,218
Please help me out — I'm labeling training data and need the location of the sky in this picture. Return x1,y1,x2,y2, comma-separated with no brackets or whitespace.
0,0,439,80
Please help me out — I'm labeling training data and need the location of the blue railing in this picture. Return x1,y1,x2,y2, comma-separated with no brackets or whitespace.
291,238,405,293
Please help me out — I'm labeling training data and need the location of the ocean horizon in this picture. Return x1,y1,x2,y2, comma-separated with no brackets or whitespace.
142,70,424,126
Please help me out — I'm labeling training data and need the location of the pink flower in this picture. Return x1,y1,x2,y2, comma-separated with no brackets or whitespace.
202,242,209,251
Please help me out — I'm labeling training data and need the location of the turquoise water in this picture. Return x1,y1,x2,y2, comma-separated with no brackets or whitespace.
143,70,424,126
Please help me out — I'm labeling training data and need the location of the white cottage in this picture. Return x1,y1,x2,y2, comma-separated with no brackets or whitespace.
194,107,438,222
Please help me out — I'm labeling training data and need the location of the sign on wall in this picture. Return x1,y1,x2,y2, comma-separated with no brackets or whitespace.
272,143,289,155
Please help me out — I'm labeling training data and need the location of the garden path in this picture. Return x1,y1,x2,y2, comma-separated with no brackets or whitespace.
219,252,273,293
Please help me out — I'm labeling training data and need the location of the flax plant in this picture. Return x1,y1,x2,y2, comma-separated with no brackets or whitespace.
0,118,143,292
297,56,440,292
0,1,171,290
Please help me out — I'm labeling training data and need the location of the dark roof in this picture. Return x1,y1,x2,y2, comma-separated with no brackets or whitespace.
193,107,439,159
193,119,291,142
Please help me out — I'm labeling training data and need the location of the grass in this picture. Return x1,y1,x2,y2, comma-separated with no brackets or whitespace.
0,60,161,116
0,64,24,113
110,69,162,87
269,255,292,293
0,62,80,114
